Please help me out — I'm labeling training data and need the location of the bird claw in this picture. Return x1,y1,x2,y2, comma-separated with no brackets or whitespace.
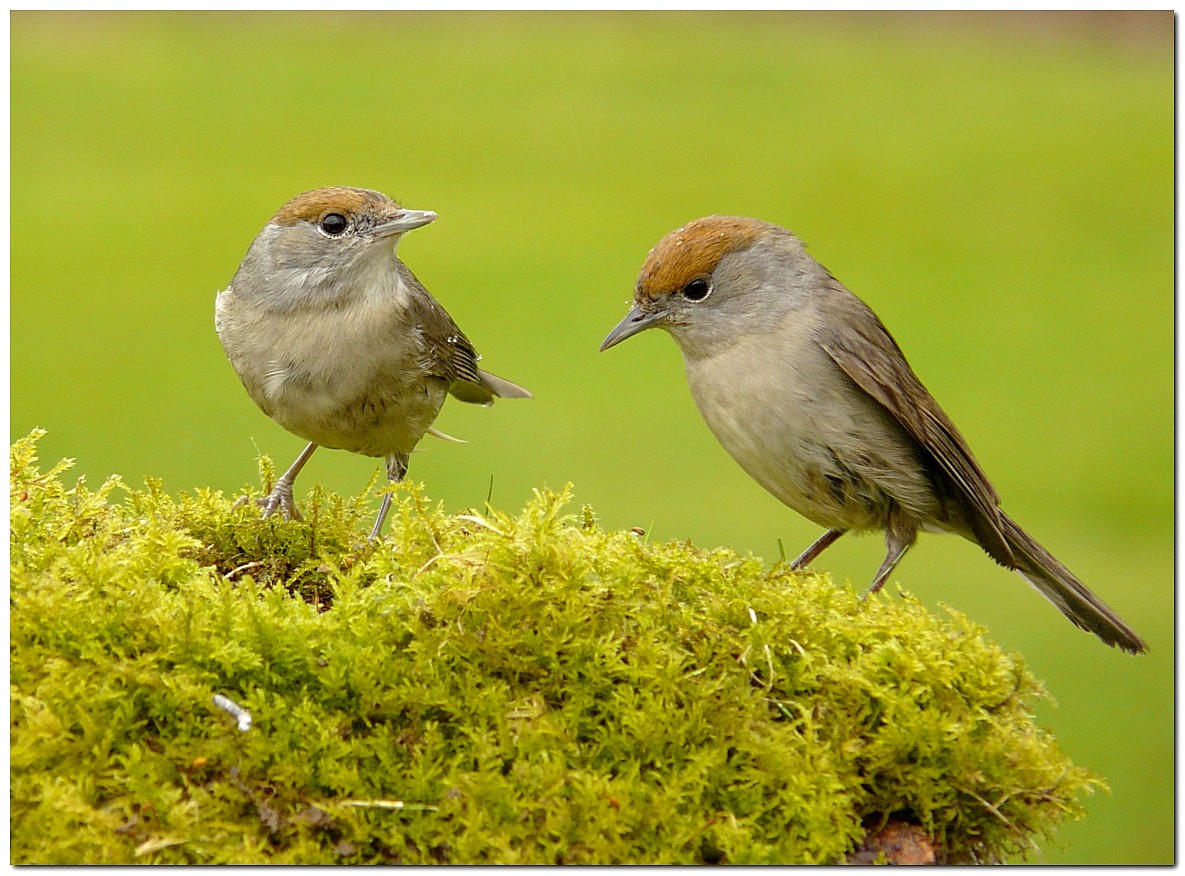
235,481,303,522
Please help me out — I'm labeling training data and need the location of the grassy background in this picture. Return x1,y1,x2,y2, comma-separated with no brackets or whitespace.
11,11,1172,864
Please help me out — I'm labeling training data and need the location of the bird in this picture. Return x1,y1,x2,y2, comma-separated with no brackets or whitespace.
600,215,1146,654
216,186,531,540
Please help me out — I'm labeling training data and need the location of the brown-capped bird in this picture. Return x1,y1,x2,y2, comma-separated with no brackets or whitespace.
601,216,1145,653
217,187,531,539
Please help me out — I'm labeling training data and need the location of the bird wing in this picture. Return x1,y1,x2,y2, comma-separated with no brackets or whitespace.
398,263,505,407
815,281,1015,567
410,294,485,384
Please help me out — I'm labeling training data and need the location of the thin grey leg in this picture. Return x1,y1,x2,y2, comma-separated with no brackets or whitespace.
864,541,912,597
791,529,846,570
238,442,318,521
369,453,409,541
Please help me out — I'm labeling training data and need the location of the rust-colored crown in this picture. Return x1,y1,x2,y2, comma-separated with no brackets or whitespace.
271,187,398,225
636,216,772,302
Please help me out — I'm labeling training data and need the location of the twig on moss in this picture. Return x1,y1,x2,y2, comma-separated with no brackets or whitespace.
213,694,253,732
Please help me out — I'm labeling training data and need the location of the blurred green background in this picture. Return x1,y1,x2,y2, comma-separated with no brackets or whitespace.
11,11,1172,864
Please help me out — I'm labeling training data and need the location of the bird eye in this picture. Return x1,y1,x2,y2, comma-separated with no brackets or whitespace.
682,278,711,302
319,213,348,236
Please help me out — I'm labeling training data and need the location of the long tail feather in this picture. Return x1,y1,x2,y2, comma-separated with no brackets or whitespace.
447,369,533,406
477,369,532,399
999,511,1146,654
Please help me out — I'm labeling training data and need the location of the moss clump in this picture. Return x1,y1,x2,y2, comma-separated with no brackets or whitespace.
11,430,1099,864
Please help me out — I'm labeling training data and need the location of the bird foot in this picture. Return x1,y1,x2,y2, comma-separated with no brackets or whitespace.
234,480,303,522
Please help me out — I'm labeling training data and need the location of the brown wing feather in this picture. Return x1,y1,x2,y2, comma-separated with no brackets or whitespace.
816,280,1015,567
410,294,483,386
397,263,492,403
398,264,532,405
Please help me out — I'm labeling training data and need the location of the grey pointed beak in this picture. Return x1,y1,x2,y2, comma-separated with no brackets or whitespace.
373,209,437,237
599,303,665,352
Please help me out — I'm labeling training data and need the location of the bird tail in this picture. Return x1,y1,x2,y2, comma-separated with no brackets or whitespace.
447,369,533,406
999,511,1146,654
477,369,532,400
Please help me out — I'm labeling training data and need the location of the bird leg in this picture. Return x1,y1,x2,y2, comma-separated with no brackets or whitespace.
865,540,912,597
790,529,846,570
236,442,318,522
369,453,409,541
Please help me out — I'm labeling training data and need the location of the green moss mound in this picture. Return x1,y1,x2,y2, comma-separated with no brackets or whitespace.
11,430,1099,864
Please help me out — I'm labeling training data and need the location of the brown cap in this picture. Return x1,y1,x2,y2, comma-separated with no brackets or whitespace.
636,216,771,302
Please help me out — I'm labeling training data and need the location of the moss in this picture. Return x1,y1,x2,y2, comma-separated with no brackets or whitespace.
11,430,1099,864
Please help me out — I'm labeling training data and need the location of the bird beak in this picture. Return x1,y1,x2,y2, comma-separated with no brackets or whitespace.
599,303,665,352
373,209,438,238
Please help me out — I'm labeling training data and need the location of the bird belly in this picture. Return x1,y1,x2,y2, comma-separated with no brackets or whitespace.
217,291,445,457
683,340,941,533
271,372,446,458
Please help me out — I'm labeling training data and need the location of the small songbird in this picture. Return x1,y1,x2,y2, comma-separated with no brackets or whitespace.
601,216,1145,653
216,187,531,540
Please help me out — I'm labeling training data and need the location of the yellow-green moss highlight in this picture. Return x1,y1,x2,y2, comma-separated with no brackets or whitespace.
11,430,1099,864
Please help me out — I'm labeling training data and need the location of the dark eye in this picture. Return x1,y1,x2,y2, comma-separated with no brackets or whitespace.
319,213,348,236
682,278,710,301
